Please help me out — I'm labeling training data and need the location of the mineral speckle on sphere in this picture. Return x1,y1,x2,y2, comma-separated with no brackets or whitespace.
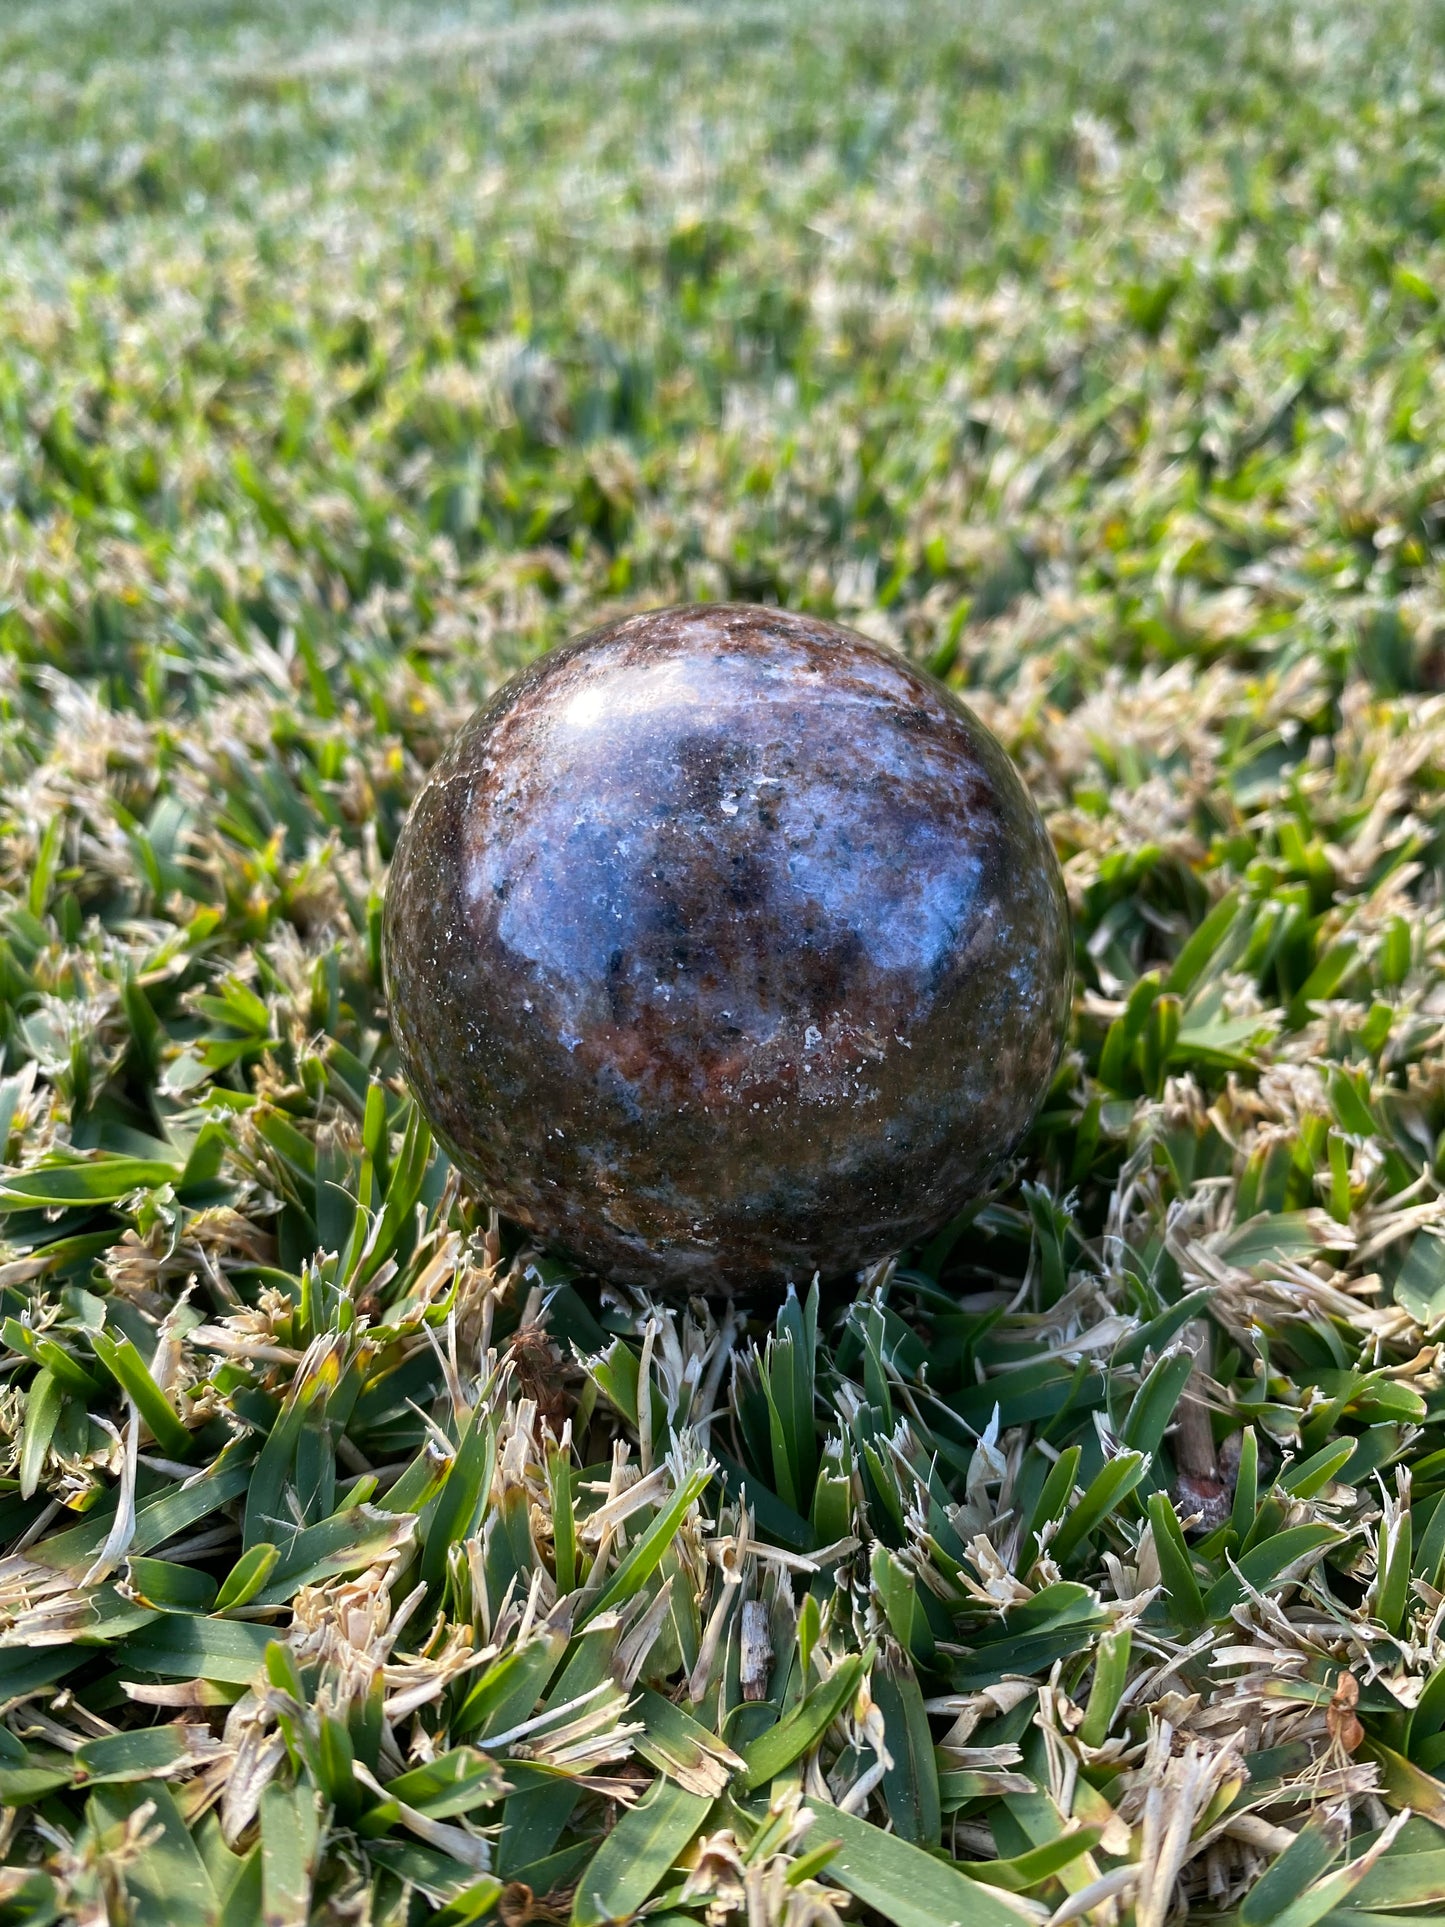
384,604,1072,1291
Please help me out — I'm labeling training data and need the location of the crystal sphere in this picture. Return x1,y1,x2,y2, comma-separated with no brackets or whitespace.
384,604,1071,1292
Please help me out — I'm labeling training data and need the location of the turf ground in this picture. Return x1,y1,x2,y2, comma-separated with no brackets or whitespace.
3,1,1445,1921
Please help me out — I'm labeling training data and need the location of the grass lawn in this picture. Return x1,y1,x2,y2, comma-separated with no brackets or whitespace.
3,0,1445,1920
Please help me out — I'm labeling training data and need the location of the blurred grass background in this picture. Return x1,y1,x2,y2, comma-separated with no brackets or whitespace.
9,0,1445,717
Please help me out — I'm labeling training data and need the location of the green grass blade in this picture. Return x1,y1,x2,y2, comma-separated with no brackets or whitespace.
261,1782,323,1927
742,1650,870,1791
570,1780,713,1927
802,1804,1026,1927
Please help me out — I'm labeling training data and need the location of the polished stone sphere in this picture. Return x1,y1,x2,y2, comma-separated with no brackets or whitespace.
384,604,1071,1292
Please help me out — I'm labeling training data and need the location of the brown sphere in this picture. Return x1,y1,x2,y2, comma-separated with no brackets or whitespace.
384,604,1071,1291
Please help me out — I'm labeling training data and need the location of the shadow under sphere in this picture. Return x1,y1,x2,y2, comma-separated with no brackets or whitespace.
383,603,1072,1292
